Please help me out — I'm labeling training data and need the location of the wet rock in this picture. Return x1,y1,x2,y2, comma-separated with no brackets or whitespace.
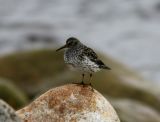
17,84,120,122
0,99,22,122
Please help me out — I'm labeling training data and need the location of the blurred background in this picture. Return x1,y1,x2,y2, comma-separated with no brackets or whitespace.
0,0,160,122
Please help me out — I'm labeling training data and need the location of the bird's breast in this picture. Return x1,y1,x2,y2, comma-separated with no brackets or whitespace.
64,48,100,73
64,49,78,64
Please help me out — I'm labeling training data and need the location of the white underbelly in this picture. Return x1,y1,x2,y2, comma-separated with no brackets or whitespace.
65,56,100,73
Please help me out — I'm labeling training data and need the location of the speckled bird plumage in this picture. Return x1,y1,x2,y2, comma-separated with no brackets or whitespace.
56,37,111,85
64,42,106,73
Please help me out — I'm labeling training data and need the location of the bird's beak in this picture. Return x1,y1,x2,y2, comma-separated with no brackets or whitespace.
56,44,67,51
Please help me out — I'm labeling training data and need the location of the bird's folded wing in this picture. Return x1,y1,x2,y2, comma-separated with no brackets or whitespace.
80,47,111,70
81,47,98,61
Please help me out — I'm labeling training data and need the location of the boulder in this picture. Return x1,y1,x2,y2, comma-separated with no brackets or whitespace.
17,84,120,122
0,99,22,122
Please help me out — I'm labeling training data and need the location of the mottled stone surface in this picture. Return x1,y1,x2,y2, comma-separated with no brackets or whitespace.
0,99,22,122
17,84,120,122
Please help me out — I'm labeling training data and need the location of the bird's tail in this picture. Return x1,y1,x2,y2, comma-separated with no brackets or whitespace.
100,65,111,70
96,60,111,70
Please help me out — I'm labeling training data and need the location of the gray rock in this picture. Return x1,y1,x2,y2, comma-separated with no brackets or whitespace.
0,99,22,122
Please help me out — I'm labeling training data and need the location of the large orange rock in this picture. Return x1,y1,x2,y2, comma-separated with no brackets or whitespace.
17,84,120,122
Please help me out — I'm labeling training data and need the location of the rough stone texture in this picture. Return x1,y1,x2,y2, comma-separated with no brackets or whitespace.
16,84,120,122
0,99,22,122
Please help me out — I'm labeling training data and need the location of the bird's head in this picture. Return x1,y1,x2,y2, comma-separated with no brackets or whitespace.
56,37,80,51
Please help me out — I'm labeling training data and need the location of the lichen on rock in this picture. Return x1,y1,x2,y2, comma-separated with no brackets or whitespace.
17,84,120,122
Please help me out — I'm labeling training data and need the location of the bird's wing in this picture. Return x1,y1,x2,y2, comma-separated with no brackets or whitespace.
81,47,111,70
81,47,98,61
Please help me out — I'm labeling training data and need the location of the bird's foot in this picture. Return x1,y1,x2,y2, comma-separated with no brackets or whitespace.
72,82,94,91
88,83,94,91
